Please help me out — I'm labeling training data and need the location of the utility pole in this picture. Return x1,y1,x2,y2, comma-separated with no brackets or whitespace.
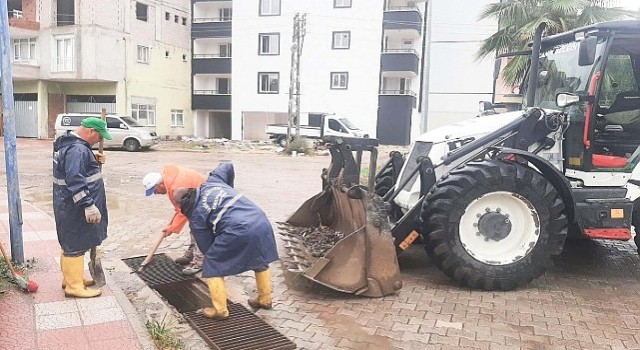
287,13,306,142
0,1,25,263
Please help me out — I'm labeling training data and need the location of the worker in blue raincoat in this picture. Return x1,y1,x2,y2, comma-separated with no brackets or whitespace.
53,117,112,298
173,163,279,319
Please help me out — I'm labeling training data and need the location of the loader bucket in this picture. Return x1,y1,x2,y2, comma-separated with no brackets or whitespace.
280,185,403,297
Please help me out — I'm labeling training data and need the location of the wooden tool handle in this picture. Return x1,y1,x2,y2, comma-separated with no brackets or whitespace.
99,108,106,154
139,232,165,269
0,241,18,277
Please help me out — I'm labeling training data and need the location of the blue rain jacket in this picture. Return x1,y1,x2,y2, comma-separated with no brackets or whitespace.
53,132,108,253
188,163,279,277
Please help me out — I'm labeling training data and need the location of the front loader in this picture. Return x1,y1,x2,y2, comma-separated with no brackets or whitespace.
281,20,640,295
280,137,403,297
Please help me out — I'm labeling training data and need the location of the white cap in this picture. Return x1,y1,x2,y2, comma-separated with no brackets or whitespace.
142,172,162,196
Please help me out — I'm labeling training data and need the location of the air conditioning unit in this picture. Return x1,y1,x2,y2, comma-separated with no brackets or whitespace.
12,10,23,19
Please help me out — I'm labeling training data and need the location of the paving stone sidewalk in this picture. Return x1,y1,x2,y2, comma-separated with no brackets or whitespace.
0,194,155,350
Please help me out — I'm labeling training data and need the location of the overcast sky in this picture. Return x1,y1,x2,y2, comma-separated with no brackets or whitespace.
617,0,639,11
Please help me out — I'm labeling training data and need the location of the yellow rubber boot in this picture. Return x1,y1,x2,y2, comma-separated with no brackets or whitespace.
203,277,229,319
248,269,272,310
60,254,94,289
61,255,102,298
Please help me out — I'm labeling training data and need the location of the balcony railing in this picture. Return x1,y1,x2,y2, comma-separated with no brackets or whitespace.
193,17,232,23
193,89,232,95
382,48,419,55
51,57,75,72
193,53,231,58
379,89,417,97
384,5,419,11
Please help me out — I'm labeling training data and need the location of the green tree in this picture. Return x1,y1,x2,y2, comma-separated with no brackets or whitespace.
477,0,636,86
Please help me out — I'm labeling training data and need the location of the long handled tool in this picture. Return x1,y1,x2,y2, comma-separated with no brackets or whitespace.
0,240,37,293
137,232,165,273
88,108,108,287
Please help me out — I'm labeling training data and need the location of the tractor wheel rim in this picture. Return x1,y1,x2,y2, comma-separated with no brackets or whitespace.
459,191,540,265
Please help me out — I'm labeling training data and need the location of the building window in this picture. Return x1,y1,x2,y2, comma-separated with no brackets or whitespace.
259,0,280,16
258,72,279,94
174,15,179,23
334,0,352,8
182,54,187,62
165,12,170,20
137,45,150,63
171,110,184,127
165,50,170,58
332,31,350,49
331,72,348,89
12,38,37,63
258,33,280,55
136,2,148,22
52,36,74,72
131,103,156,126
219,8,232,21
182,17,187,25
57,0,75,26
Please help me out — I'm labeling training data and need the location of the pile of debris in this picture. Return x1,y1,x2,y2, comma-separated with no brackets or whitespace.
278,222,346,272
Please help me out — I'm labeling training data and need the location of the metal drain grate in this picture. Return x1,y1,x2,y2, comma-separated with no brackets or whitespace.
154,280,211,313
122,253,197,287
123,254,297,350
184,302,297,350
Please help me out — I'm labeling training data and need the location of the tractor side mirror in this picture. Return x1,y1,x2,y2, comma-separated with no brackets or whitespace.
493,58,501,80
556,92,581,108
578,36,597,66
479,101,494,113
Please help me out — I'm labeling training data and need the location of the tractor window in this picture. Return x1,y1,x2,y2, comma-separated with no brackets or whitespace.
533,42,596,109
599,54,639,108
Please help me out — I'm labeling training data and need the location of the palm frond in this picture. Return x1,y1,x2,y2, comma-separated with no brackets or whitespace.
577,6,637,24
546,0,590,14
476,28,522,60
502,56,530,86
478,0,532,24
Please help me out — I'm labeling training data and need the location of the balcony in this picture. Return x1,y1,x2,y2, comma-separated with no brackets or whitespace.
193,56,231,74
192,21,231,38
383,9,422,34
380,49,419,74
192,91,231,110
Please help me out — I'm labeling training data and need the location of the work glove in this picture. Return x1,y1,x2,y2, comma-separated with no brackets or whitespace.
94,152,106,165
84,204,102,224
162,227,177,237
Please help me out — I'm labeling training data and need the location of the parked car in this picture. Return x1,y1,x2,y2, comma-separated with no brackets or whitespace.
55,113,159,152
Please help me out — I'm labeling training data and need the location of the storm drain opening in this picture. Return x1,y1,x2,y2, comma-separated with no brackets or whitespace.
122,253,198,287
123,253,297,350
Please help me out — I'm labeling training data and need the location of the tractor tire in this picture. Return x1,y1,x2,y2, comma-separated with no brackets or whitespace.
374,166,395,197
421,159,567,291
633,200,640,254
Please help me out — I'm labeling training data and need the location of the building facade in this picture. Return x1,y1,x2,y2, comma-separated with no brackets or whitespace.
5,0,497,145
6,0,192,139
191,0,497,145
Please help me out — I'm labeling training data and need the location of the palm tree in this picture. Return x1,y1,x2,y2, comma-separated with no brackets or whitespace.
477,0,636,86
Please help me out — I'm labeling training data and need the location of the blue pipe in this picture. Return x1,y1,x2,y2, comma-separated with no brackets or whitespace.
0,1,24,263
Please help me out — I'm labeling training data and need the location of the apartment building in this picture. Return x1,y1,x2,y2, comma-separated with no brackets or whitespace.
7,0,192,139
191,0,498,145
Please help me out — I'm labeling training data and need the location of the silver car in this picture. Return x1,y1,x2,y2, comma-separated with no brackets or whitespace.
55,113,159,151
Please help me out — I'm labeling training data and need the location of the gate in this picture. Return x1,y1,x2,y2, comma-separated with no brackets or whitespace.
15,100,38,138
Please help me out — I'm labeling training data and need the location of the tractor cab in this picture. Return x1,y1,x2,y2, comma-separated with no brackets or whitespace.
524,21,640,180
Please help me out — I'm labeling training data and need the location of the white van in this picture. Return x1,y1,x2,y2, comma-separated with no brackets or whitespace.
55,113,159,151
